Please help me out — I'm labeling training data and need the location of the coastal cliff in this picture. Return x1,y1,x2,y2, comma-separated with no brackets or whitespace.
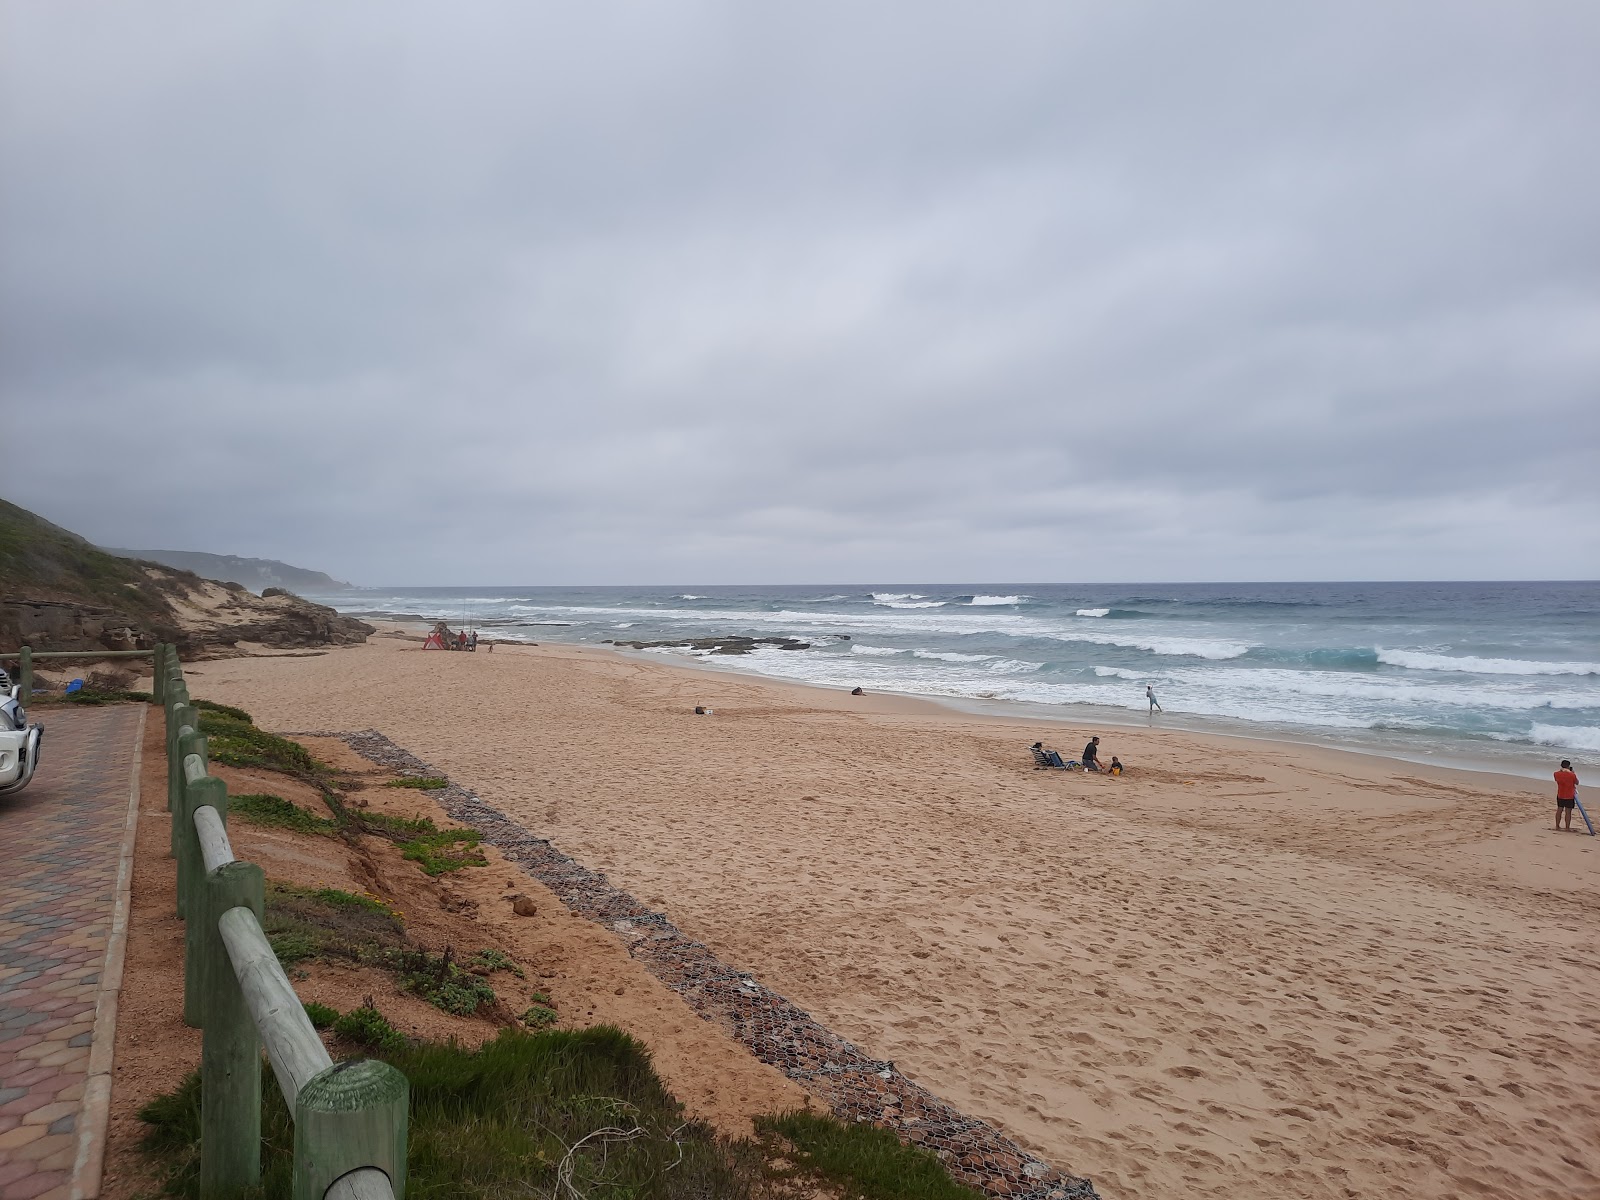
0,497,372,659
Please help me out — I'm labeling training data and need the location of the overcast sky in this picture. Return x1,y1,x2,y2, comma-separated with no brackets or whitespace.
2,2,1596,585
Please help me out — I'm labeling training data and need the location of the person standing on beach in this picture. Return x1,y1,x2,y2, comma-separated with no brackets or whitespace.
1146,684,1162,713
1555,759,1580,831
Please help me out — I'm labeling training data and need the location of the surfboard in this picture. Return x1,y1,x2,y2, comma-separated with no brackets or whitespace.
1575,792,1596,837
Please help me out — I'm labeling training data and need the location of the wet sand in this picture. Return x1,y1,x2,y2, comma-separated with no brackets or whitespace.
179,634,1600,1200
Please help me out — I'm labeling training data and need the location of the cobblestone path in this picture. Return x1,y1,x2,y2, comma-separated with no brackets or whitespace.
0,704,141,1200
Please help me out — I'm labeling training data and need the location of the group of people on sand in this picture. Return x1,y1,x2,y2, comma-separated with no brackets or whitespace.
1032,736,1124,775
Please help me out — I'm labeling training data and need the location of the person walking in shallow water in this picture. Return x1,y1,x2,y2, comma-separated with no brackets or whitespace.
1555,759,1580,831
1146,684,1162,713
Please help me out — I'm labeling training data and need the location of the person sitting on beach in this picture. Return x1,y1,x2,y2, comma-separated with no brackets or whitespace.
1109,756,1124,776
1082,736,1103,772
1555,759,1580,831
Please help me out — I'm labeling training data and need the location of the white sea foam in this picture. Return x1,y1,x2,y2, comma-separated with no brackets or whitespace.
851,644,904,656
676,594,708,600
871,592,946,609
1376,648,1600,676
1530,723,1600,752
614,623,634,629
1076,608,1111,618
1093,666,1145,679
1048,630,1252,660
969,595,1023,606
914,649,1000,663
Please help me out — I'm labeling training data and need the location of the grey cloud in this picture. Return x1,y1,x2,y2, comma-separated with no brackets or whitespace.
2,1,1597,584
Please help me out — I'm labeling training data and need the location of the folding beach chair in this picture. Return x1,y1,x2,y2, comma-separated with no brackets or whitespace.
1031,745,1071,770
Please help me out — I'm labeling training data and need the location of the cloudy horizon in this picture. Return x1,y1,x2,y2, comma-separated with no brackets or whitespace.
2,2,1596,586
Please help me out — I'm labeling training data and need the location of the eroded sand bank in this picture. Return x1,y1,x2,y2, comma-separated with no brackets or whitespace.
180,635,1600,1200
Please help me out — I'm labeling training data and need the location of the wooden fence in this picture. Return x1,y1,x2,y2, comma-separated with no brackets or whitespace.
155,644,409,1198
0,646,159,698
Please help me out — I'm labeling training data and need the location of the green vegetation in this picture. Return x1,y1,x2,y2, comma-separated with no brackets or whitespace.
198,710,326,778
33,688,154,707
469,948,525,979
262,882,406,969
0,497,179,629
395,948,497,1016
192,697,254,724
301,1001,340,1030
350,809,433,837
384,775,449,790
400,828,487,875
522,996,559,1029
229,793,338,836
138,1026,771,1199
262,885,499,1018
756,1111,985,1200
332,1004,406,1053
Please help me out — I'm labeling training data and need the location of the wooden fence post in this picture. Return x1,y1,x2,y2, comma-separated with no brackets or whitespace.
17,646,30,699
152,646,165,705
293,1059,410,1200
180,771,224,1026
200,860,264,1194
169,717,201,862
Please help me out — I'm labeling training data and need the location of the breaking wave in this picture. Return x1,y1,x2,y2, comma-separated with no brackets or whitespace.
871,592,946,609
969,595,1024,606
1076,608,1110,618
1377,649,1600,676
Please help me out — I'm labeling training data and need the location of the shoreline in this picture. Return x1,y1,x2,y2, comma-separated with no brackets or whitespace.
371,618,1559,791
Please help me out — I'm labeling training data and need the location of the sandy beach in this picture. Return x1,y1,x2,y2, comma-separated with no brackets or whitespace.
177,633,1600,1200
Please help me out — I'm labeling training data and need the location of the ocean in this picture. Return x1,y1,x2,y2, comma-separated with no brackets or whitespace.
311,581,1599,778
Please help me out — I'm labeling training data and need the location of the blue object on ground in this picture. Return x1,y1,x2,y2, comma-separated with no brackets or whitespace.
65,679,83,694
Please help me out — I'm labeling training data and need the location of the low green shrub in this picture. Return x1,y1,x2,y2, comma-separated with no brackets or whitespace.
400,828,487,876
470,949,525,978
522,1003,558,1029
333,1004,406,1053
394,949,497,1016
301,1001,339,1030
192,697,254,724
230,793,338,836
198,711,325,778
384,775,449,790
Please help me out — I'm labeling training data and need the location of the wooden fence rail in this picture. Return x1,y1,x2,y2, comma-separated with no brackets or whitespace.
0,646,159,702
155,643,408,1198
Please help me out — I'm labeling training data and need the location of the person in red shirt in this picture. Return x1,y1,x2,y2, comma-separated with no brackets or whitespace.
1554,759,1580,832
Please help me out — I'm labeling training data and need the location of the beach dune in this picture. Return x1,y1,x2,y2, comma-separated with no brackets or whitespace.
184,636,1600,1200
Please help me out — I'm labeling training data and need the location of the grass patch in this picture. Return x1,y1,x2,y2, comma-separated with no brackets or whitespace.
33,688,153,706
138,1027,762,1199
192,697,254,724
400,828,487,875
384,775,449,790
756,1110,985,1200
262,882,406,968
333,1004,406,1053
230,793,338,836
301,1001,339,1030
353,809,434,837
198,711,327,779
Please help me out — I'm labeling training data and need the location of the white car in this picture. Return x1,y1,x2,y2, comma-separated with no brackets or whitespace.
0,669,43,797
